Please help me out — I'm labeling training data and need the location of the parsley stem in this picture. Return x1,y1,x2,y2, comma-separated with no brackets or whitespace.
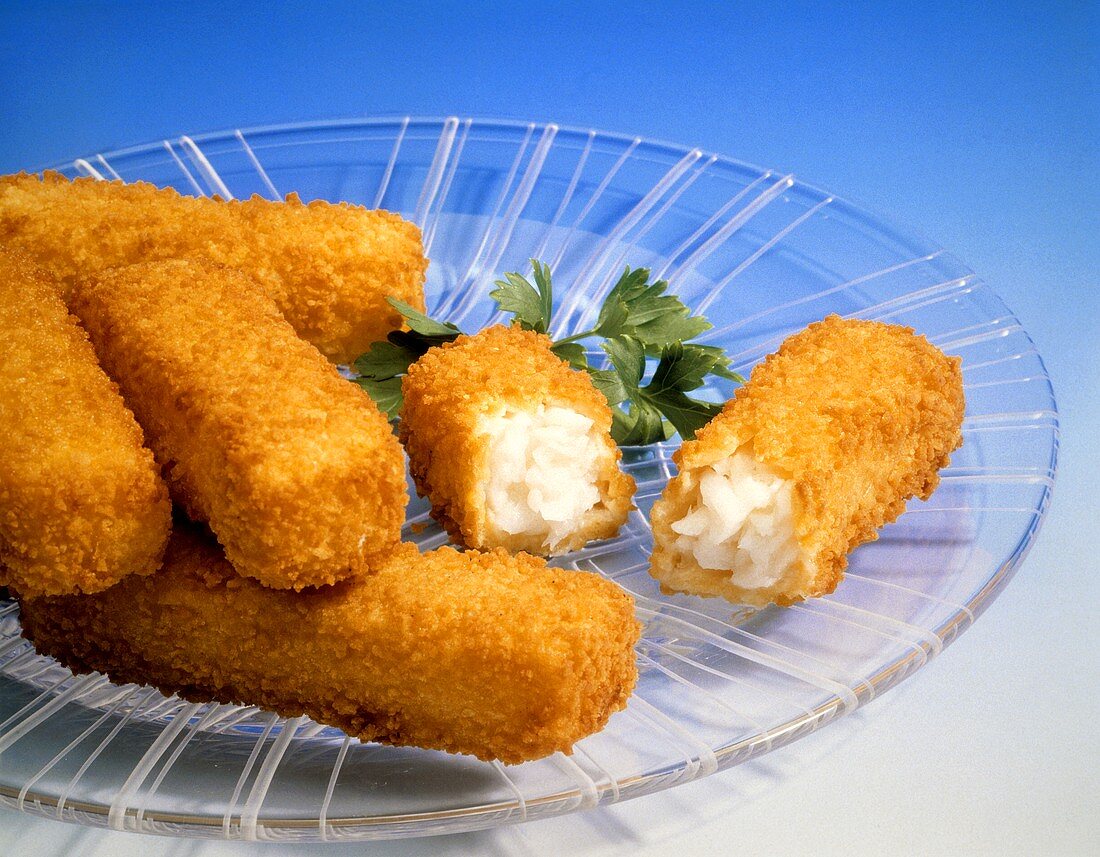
552,329,599,347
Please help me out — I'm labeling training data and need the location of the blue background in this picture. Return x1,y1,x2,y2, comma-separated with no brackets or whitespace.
1,2,1097,855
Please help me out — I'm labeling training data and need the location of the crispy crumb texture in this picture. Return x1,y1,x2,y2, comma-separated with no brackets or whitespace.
0,171,428,363
70,259,406,590
650,315,965,607
18,524,642,764
0,249,170,596
401,325,635,555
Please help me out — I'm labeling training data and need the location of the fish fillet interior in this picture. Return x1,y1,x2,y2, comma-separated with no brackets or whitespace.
667,450,803,592
480,405,608,553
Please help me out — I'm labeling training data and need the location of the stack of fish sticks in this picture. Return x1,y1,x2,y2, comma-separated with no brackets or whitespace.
1,173,642,763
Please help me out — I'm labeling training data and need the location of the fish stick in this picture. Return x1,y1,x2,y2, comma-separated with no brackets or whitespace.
401,325,636,555
0,249,170,596
18,523,642,764
70,258,406,590
0,170,428,364
649,315,965,607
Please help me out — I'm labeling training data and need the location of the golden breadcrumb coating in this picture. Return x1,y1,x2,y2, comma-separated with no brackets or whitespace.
0,249,170,597
401,325,635,554
69,259,406,590
0,170,427,363
650,315,965,606
18,523,642,764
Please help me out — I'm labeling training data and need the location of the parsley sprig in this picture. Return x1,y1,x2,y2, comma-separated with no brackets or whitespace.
353,261,742,445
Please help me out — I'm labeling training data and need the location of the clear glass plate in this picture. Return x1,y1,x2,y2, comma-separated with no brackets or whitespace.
0,117,1058,841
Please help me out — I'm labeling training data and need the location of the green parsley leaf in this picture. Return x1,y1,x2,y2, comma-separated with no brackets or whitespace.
593,267,711,347
489,259,553,333
643,387,723,441
353,376,405,420
599,342,728,443
354,301,463,420
588,367,629,406
353,340,421,380
601,335,646,389
686,344,744,382
550,341,589,370
592,293,630,339
387,297,462,339
610,399,668,446
646,342,716,394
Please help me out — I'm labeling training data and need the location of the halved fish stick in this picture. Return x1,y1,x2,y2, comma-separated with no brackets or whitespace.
401,325,636,555
0,250,170,596
70,259,406,590
650,315,965,607
18,523,642,764
0,171,428,363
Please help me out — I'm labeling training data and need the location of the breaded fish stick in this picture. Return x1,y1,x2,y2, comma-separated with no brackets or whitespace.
650,315,964,607
401,325,635,555
70,259,406,590
0,250,170,596
18,523,641,763
0,171,428,363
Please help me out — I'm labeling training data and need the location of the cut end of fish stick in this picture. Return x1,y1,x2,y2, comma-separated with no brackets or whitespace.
401,325,635,556
651,448,814,606
480,403,630,555
650,315,964,608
